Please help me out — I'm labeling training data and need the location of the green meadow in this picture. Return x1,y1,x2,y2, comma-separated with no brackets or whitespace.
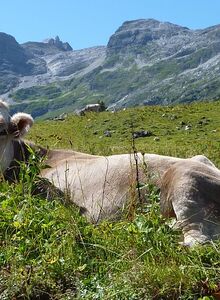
1,100,220,299
30,100,220,165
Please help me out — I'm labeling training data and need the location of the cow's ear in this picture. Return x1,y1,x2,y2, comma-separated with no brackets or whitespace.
11,113,34,137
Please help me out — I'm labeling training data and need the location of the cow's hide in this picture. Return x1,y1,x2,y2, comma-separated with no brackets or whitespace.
41,149,217,223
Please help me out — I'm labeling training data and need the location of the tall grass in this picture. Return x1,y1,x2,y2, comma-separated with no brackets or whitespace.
1,174,220,299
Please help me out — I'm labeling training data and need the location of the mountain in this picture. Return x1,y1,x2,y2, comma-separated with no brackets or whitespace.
0,33,74,94
102,19,220,107
1,19,220,118
0,32,46,94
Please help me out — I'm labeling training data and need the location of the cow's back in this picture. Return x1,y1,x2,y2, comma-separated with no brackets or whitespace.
43,153,137,222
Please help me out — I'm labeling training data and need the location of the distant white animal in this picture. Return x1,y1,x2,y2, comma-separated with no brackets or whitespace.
78,103,103,116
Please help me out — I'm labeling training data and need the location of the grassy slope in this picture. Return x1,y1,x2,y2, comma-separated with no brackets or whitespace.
1,101,220,299
29,100,220,165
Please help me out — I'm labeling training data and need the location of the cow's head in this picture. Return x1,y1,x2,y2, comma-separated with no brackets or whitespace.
0,100,33,172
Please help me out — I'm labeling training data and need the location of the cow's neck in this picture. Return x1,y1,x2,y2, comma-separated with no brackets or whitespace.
0,137,14,173
3,140,48,182
3,140,30,182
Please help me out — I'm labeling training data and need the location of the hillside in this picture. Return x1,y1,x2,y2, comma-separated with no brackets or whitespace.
28,100,220,165
1,19,220,118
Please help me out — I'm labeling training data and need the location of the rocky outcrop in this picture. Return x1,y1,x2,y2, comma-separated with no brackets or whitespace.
107,19,190,55
22,36,72,57
0,32,30,74
0,32,47,93
43,36,72,51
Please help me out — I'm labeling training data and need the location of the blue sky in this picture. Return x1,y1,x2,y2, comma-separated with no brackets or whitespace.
1,0,220,49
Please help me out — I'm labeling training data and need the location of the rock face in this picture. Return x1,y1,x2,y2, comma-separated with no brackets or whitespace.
102,19,220,108
1,19,220,118
107,19,190,55
0,32,29,74
0,33,74,93
0,33,106,96
0,33,30,93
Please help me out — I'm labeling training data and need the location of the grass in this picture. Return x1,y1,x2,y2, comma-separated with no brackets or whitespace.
29,100,220,165
1,100,220,299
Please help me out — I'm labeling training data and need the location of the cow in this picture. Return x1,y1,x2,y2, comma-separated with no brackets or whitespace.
78,103,104,116
0,99,219,246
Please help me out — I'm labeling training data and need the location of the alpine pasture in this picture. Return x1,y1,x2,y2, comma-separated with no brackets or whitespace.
1,101,220,299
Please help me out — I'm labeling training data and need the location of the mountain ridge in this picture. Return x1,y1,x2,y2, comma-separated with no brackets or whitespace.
1,19,220,118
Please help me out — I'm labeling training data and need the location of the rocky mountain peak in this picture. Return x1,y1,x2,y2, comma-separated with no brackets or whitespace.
116,18,189,32
107,18,190,55
43,36,72,51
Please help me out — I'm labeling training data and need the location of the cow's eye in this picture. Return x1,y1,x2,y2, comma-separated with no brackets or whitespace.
8,122,18,134
0,129,7,136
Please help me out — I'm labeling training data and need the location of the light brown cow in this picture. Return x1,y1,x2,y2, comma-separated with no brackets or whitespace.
0,99,219,245
41,150,216,224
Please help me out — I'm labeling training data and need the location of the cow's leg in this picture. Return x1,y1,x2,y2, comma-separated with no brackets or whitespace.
171,183,211,246
160,172,211,246
161,162,220,246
